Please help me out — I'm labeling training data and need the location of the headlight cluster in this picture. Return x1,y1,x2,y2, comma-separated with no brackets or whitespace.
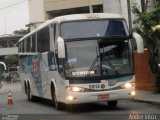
121,82,135,89
66,86,86,92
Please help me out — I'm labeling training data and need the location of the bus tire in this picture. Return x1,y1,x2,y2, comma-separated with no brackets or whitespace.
107,100,118,107
27,84,35,102
51,86,64,110
24,82,27,94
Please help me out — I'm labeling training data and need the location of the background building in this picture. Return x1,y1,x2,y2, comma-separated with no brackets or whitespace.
27,0,155,31
28,0,104,31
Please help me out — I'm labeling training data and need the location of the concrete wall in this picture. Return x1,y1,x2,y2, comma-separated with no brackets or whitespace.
103,0,129,26
44,0,103,12
0,47,18,55
28,0,46,31
28,0,156,31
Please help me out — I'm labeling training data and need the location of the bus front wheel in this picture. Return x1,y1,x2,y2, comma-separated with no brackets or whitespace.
51,88,64,110
107,100,118,107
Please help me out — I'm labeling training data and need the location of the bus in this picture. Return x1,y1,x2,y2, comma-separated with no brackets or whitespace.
18,13,144,110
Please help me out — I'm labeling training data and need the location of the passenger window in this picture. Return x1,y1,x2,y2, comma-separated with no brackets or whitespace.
37,27,50,52
22,40,25,52
26,37,31,52
48,52,56,71
18,42,22,52
31,34,36,52
24,39,27,52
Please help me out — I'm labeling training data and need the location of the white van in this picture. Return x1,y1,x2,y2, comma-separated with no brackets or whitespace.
8,67,20,83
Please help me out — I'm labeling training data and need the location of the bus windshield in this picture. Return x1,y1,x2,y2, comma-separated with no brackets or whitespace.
64,39,134,79
61,19,127,39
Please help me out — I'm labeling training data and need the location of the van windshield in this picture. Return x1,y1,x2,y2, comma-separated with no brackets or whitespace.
9,68,17,72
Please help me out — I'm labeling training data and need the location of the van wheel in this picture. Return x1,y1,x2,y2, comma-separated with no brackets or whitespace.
51,89,64,110
107,100,118,107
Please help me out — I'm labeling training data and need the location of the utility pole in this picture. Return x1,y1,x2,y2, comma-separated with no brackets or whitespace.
89,0,93,13
127,0,132,34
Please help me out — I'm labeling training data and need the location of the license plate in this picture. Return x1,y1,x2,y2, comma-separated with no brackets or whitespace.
98,94,109,99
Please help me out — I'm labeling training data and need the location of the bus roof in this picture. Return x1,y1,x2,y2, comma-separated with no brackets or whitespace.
18,13,124,43
40,13,124,27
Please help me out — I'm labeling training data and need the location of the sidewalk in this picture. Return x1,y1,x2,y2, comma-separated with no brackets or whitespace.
134,90,160,105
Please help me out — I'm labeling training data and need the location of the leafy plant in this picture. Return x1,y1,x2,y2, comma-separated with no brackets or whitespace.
132,0,160,93
4,55,18,68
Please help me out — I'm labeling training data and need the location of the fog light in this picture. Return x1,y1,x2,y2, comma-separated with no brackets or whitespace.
66,96,76,101
125,83,132,88
131,91,136,96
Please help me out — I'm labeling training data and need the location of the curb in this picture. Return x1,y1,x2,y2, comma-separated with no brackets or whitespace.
133,99,160,106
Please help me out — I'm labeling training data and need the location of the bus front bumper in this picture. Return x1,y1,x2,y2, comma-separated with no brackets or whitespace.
64,88,135,104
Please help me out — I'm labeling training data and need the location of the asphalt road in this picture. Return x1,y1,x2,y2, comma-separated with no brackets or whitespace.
0,83,160,120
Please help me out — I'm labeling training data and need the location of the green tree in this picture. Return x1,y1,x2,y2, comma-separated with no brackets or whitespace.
132,0,160,93
13,28,29,35
4,55,18,68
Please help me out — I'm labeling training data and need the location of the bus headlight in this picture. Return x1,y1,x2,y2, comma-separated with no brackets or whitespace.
121,82,135,89
66,86,86,92
131,91,136,96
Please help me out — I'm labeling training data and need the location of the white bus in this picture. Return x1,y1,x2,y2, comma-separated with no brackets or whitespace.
18,13,144,110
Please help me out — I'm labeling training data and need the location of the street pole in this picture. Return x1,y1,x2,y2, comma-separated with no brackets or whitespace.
127,0,132,34
89,0,93,13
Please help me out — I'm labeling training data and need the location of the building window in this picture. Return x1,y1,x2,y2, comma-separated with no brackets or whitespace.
92,4,103,13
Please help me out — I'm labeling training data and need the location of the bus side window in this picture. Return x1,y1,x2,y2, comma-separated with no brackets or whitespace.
24,39,27,52
37,27,50,52
48,52,56,71
54,23,64,77
22,40,25,52
31,34,36,52
18,42,22,52
26,37,31,52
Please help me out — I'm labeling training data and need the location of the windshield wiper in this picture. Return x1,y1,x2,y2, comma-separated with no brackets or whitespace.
85,55,100,78
85,55,120,78
103,57,120,76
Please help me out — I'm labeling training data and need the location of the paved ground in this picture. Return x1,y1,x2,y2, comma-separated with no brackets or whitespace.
0,82,21,93
0,83,160,120
135,90,160,106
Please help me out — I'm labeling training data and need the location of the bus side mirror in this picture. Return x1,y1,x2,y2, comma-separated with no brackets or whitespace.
57,37,65,58
132,32,144,53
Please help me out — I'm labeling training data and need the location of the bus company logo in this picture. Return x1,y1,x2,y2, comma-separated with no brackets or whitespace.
101,84,105,89
32,61,40,73
108,80,117,86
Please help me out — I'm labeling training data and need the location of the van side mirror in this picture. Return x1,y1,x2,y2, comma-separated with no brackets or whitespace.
57,37,65,58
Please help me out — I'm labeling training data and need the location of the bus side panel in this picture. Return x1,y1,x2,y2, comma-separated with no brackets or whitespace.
47,71,66,102
19,54,43,97
41,52,67,101
19,56,28,94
